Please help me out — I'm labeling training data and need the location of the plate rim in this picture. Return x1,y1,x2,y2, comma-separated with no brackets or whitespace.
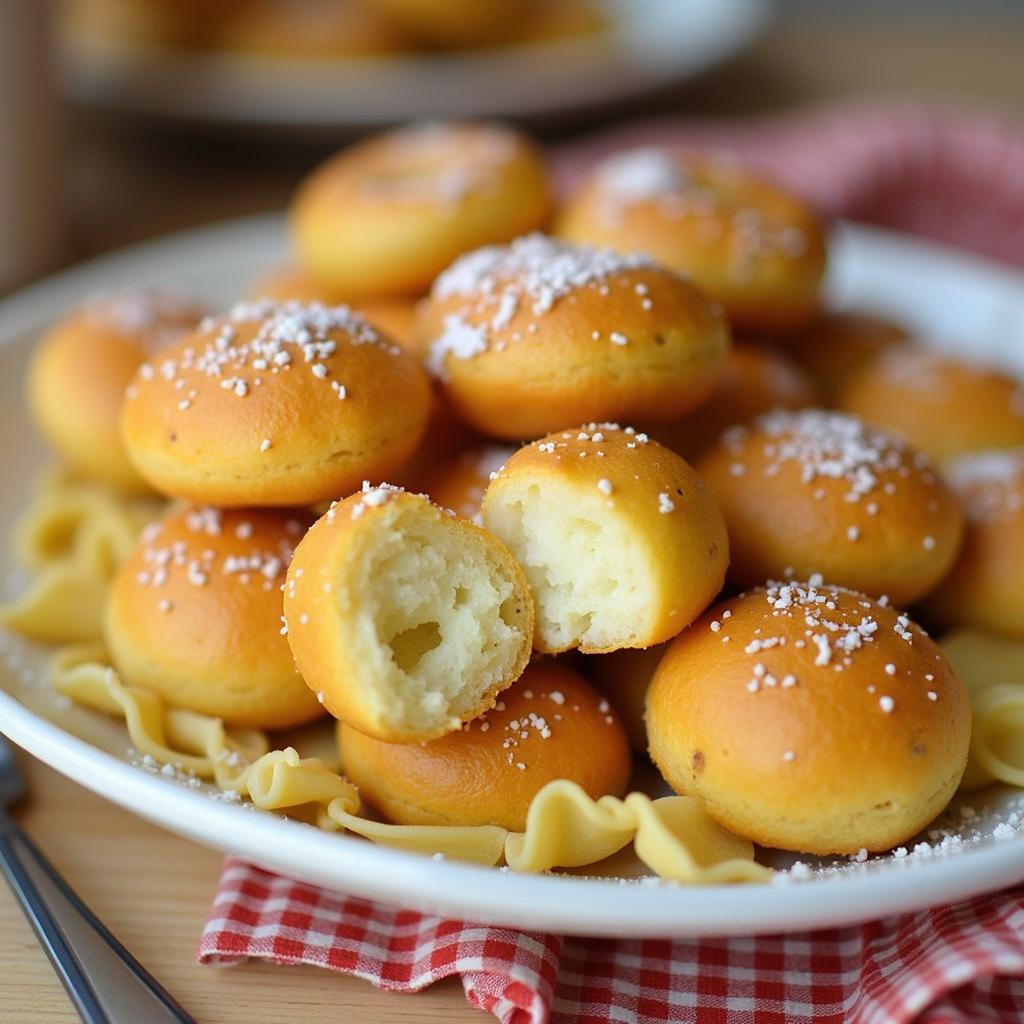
57,0,770,128
3,212,1024,938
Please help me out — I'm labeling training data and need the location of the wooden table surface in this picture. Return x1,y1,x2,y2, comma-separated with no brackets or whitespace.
0,750,485,1024
4,4,1024,1021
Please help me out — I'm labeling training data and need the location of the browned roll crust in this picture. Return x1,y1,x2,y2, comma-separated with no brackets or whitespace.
64,0,234,49
120,299,431,507
417,234,730,440
248,266,348,305
390,389,484,492
837,346,1024,463
503,0,606,46
291,122,552,298
339,660,631,831
28,290,202,492
646,581,971,855
284,487,534,742
354,298,419,353
482,424,728,653
217,0,409,57
586,644,666,752
646,342,820,460
104,505,322,730
248,268,420,353
558,148,828,334
785,310,910,402
923,449,1024,636
695,409,964,605
358,0,528,48
418,443,516,521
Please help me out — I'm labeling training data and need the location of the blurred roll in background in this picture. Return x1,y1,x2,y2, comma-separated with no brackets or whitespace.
1,0,1022,292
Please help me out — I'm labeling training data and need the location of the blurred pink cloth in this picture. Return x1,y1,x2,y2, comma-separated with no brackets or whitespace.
555,102,1024,268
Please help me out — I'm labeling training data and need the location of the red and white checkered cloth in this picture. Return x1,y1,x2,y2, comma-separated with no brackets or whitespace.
554,101,1024,269
200,858,1024,1023
199,103,1024,1021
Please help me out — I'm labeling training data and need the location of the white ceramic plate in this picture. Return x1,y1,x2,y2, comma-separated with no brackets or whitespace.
3,214,1024,938
58,0,769,129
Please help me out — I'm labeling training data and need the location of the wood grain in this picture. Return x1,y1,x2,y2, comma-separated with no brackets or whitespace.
0,752,486,1023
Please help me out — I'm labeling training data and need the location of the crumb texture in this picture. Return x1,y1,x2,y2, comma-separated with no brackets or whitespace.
486,478,651,652
343,502,529,734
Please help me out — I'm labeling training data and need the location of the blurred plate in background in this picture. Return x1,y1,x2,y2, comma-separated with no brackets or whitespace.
58,0,769,130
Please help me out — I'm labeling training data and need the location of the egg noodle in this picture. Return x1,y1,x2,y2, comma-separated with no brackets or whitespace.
7,469,1024,877
0,467,767,883
940,630,1024,792
0,467,163,643
46,643,766,881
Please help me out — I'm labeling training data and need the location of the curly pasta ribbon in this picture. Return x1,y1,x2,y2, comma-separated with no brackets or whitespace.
505,784,767,881
47,645,769,882
1,468,163,643
50,645,269,781
940,629,1024,791
967,685,1024,790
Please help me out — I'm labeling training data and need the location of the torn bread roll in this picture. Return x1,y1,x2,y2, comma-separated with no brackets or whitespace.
284,485,534,742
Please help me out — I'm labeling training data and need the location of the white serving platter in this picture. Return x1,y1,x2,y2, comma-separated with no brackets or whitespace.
2,212,1024,938
58,0,769,129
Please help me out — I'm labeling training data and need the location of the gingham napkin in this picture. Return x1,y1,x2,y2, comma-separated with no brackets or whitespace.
199,858,1024,1023
555,101,1024,269
199,103,1024,1021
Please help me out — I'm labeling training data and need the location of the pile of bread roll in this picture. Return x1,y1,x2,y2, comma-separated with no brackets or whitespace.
26,118,1024,864
65,0,605,58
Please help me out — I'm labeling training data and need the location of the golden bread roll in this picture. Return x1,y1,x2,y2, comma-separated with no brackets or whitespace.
249,274,448,483
64,0,229,49
417,234,730,439
647,342,819,460
248,265,347,305
104,505,322,729
696,409,963,605
923,449,1024,636
418,443,516,522
28,290,201,492
249,268,419,352
504,0,605,45
557,148,828,333
482,424,728,653
785,310,910,402
355,298,419,353
339,660,631,831
284,486,534,742
360,0,528,47
120,300,431,507
647,580,971,854
392,392,483,491
837,346,1024,463
291,122,552,298
217,0,408,57
586,644,666,752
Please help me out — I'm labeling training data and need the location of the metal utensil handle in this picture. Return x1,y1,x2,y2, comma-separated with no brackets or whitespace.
0,818,196,1024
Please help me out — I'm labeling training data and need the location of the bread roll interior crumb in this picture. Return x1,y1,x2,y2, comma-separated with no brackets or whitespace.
345,504,528,735
485,477,652,651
